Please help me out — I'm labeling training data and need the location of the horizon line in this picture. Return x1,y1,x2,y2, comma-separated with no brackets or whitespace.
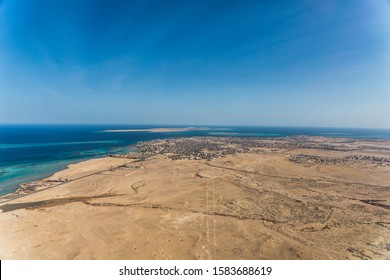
0,123,390,130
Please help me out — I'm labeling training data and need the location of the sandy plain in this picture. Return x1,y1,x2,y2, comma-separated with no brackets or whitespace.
0,136,389,259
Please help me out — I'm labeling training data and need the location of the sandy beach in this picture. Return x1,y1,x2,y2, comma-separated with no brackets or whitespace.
0,136,389,259
103,127,209,133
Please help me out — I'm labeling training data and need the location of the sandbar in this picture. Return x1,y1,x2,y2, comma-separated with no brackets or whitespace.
103,127,209,133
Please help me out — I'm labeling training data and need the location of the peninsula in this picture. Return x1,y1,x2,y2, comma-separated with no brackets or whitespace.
103,127,210,133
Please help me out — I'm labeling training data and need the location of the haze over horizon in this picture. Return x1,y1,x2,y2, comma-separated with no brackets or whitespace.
1,0,389,128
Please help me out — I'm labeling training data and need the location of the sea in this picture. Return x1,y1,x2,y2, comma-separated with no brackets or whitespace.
1,124,390,196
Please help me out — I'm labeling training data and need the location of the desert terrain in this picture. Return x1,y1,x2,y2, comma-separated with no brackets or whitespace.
0,136,389,259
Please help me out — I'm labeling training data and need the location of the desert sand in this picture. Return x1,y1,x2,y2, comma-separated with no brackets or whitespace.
0,136,389,260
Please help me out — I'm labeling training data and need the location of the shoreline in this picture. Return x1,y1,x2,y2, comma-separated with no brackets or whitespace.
0,144,141,199
0,156,136,205
103,127,210,133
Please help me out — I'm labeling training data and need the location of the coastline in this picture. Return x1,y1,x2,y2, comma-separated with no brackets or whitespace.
0,143,140,198
103,127,210,133
0,156,135,204
0,136,389,259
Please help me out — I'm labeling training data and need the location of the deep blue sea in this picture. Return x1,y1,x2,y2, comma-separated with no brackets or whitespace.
1,124,389,196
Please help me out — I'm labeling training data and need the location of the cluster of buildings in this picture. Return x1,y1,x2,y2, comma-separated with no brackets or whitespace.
106,136,389,166
290,153,390,166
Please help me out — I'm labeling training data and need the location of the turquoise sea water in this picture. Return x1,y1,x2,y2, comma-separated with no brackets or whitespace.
1,124,389,196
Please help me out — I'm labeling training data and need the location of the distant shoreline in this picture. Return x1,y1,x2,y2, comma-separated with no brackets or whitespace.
103,127,210,133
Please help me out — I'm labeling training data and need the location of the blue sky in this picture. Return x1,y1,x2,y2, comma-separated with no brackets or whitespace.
0,0,389,128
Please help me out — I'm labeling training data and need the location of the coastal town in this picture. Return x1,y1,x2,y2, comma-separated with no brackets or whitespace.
110,136,390,166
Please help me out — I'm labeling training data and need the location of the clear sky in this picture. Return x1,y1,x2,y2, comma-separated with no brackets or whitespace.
0,0,389,128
